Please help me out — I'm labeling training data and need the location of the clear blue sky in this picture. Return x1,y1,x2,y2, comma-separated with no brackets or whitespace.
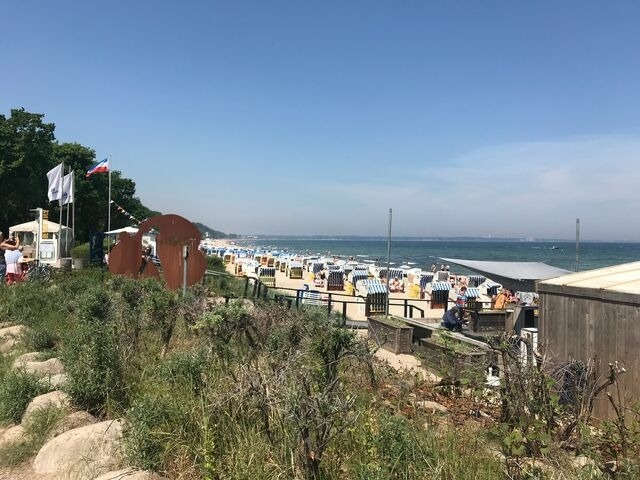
3,1,640,240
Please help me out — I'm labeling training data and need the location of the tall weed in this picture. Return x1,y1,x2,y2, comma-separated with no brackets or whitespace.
61,286,126,415
0,370,47,424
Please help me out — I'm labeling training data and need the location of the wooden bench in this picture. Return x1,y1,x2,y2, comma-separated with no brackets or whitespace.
469,309,507,332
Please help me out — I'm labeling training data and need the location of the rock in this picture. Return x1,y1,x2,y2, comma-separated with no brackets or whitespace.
573,455,597,469
39,373,68,389
416,400,449,414
33,419,124,478
48,411,97,440
0,325,26,339
0,337,18,354
22,358,65,377
92,467,168,480
22,391,71,426
0,425,26,449
13,351,42,368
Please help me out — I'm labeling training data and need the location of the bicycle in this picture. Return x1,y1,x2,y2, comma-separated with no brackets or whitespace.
25,259,53,282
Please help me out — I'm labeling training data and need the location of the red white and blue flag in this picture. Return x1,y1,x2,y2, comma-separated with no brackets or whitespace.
86,158,109,178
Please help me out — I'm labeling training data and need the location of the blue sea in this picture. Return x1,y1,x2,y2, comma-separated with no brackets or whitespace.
235,238,640,274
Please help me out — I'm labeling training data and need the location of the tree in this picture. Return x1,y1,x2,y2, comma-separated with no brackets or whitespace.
0,108,160,242
0,108,56,232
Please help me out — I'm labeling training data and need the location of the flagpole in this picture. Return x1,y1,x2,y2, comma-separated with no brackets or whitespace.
108,156,112,233
72,174,76,247
57,163,64,266
65,167,70,257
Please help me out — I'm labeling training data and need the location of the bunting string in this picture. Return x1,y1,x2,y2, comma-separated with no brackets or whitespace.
110,200,143,224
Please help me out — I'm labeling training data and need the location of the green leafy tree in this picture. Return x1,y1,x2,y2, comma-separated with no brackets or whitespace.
0,108,160,242
0,108,56,231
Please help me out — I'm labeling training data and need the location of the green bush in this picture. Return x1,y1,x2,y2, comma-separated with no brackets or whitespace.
61,286,126,414
125,393,180,471
0,370,47,424
22,326,56,351
70,242,90,259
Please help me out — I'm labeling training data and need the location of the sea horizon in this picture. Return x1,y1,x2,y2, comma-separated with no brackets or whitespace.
230,234,640,244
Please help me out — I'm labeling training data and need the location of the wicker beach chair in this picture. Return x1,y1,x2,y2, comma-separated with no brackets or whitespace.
258,266,276,287
326,270,344,291
287,261,303,279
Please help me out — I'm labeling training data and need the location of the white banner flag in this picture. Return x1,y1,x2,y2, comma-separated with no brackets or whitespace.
46,163,63,201
60,172,74,205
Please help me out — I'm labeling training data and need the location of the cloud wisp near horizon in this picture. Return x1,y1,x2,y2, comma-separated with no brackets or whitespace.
223,134,638,241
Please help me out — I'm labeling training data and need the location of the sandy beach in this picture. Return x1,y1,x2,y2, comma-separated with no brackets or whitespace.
219,253,445,324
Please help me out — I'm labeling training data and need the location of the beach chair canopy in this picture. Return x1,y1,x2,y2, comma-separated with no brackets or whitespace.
465,287,481,298
358,279,388,296
431,282,451,291
468,275,486,287
349,271,369,287
419,274,434,289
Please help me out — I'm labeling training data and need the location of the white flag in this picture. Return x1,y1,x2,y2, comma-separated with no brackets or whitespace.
46,163,63,201
60,172,74,205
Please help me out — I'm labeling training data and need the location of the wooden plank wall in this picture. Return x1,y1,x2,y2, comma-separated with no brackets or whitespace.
539,292,640,420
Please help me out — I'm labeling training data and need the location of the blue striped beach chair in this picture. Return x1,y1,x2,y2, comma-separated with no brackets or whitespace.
464,287,483,310
430,281,450,309
358,279,388,316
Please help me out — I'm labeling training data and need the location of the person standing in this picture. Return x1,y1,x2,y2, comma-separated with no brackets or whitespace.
6,246,23,285
0,233,20,284
456,285,468,319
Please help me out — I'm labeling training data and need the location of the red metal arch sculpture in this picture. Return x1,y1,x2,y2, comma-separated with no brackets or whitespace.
108,214,207,290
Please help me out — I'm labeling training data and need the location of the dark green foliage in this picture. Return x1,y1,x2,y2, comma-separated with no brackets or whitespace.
0,370,47,424
206,256,224,271
22,326,56,351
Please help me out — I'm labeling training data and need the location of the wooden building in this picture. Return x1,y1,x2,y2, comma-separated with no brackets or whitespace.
537,261,640,420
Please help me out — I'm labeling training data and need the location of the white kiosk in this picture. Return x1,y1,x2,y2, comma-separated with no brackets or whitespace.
9,218,73,266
